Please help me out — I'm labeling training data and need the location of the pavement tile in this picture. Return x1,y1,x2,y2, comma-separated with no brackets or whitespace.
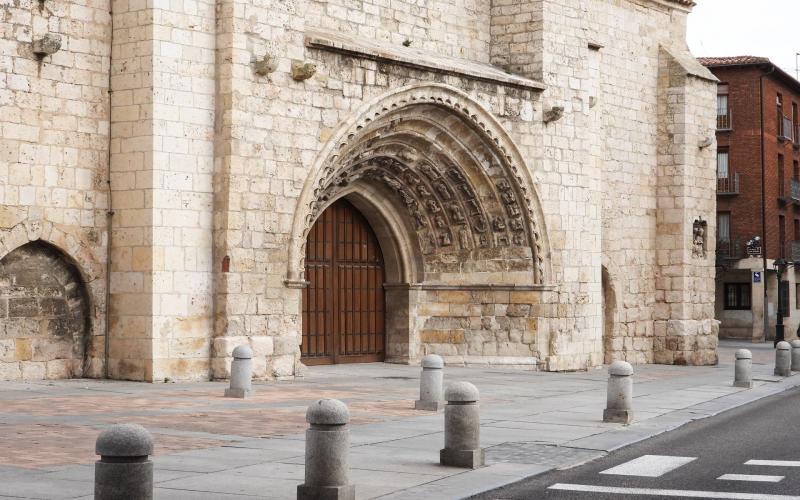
2,341,799,499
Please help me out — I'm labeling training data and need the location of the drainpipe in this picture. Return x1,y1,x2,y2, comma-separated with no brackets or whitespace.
760,65,775,344
103,3,115,379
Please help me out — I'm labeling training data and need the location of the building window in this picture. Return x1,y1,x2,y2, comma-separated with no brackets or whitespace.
779,215,786,258
717,84,730,129
724,283,751,310
796,283,800,310
780,281,790,317
779,154,785,197
794,103,798,141
717,212,731,256
795,218,800,240
778,93,784,137
717,150,729,179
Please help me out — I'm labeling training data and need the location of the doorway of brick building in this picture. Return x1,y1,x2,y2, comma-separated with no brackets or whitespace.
302,199,386,365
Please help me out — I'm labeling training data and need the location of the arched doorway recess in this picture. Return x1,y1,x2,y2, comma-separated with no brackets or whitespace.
289,85,551,364
0,241,91,378
302,199,386,365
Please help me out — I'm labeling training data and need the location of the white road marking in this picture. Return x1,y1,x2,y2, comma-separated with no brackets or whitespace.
548,483,800,499
718,474,784,482
599,455,696,477
747,460,800,467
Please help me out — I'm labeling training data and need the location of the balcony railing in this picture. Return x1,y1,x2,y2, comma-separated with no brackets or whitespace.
793,241,800,262
717,173,740,195
717,109,732,130
717,237,743,259
792,178,800,202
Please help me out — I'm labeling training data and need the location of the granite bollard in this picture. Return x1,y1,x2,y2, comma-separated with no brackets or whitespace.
603,360,634,424
792,340,800,372
775,341,792,377
733,349,753,388
297,399,355,500
95,424,154,500
440,381,485,469
415,354,445,411
225,345,253,398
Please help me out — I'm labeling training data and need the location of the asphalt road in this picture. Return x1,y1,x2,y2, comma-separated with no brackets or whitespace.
472,387,800,499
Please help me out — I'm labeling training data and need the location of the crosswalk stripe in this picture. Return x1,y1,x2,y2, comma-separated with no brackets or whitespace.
718,474,784,482
599,455,696,477
548,483,800,499
746,460,800,467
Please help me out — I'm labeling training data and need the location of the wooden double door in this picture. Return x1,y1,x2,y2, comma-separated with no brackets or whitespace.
302,199,386,365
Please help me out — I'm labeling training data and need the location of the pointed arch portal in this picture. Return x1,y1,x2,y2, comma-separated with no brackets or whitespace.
289,84,551,364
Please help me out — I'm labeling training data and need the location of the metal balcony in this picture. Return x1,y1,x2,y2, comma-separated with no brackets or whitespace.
717,237,743,260
717,173,740,196
793,241,800,262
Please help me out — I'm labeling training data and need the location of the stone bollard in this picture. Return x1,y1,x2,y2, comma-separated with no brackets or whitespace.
225,345,253,398
775,341,792,377
792,340,800,372
297,399,355,500
95,424,154,500
603,360,634,424
733,349,753,388
415,354,445,411
440,381,485,469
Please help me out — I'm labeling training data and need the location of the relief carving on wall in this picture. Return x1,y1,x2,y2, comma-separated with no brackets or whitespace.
692,217,707,258
299,91,546,282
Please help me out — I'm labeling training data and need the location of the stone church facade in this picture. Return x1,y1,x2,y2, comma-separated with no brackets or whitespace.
0,0,719,381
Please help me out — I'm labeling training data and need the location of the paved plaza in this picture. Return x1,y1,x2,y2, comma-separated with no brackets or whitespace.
1,341,798,499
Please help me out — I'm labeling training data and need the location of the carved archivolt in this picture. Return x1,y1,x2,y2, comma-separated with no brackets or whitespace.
288,84,550,284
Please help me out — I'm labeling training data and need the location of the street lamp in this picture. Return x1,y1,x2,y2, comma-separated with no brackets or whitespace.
773,258,800,346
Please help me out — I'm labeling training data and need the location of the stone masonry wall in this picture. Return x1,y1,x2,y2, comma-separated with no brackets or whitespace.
306,0,492,63
109,0,215,381
1,0,717,381
0,241,91,379
0,0,110,379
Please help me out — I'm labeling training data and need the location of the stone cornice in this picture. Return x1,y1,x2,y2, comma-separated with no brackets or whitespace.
305,29,546,92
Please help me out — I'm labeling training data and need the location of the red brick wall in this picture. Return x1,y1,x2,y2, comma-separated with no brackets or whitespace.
712,65,800,260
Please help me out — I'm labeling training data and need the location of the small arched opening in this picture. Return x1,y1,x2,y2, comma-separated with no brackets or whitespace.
0,241,91,379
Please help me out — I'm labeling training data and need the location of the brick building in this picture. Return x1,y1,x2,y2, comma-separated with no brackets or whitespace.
701,56,800,342
0,0,718,381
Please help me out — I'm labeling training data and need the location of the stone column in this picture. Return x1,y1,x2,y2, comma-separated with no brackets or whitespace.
440,381,484,469
297,399,355,500
603,360,633,423
415,354,444,411
733,349,753,388
225,345,253,398
95,424,154,500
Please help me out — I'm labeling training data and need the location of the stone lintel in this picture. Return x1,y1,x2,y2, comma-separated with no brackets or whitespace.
305,29,546,92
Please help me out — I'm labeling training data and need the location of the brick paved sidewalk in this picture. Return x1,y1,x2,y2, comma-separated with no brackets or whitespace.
0,340,797,499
